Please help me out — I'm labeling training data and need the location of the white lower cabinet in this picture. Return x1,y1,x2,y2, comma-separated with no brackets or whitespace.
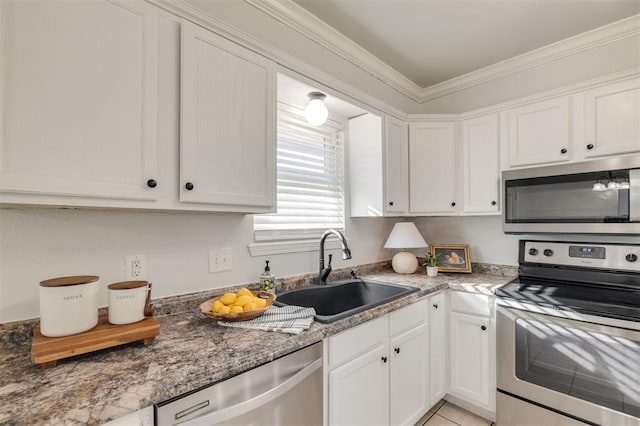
448,292,496,416
325,298,430,426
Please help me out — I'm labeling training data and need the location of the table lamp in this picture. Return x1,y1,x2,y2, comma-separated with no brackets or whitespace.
384,222,428,274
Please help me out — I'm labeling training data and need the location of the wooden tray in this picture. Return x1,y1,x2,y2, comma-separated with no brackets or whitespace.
199,291,276,322
31,315,159,369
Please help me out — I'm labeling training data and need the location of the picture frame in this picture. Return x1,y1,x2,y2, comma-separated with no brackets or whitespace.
430,244,472,273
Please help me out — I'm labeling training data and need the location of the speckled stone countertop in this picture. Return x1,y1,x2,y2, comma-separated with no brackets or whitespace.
0,262,516,425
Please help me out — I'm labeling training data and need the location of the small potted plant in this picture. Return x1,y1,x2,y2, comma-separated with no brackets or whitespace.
422,252,441,277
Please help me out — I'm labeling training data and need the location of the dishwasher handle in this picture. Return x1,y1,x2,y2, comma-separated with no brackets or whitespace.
183,358,322,425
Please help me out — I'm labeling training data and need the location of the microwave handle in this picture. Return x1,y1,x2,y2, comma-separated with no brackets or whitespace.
630,169,640,222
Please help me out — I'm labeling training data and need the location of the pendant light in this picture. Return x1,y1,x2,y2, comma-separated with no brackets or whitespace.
304,92,328,126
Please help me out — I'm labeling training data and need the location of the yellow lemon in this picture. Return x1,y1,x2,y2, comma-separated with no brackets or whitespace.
220,292,237,306
254,298,267,308
230,305,244,313
212,300,224,312
216,305,231,314
234,295,253,307
236,287,253,298
244,302,258,312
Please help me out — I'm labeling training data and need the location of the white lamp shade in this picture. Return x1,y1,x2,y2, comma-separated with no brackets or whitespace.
304,93,328,126
384,222,427,249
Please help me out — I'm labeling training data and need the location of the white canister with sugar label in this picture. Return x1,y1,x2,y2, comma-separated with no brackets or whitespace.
39,275,100,337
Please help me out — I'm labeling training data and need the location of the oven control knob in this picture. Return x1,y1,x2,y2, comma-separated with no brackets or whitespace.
528,248,538,256
626,253,638,262
543,249,554,257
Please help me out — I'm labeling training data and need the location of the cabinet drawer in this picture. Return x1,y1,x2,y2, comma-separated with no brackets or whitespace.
450,291,491,317
328,315,387,368
389,297,428,337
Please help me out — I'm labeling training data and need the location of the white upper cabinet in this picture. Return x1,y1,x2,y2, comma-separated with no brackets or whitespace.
0,0,159,202
180,22,276,212
384,116,409,215
349,114,408,217
506,97,571,168
349,114,384,217
461,114,500,215
409,122,458,215
581,79,640,159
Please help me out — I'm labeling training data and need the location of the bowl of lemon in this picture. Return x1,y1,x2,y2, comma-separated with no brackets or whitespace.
199,287,276,322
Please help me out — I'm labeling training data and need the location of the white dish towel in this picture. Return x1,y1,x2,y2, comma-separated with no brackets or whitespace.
218,305,316,334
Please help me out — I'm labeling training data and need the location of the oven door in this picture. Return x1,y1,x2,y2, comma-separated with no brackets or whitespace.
497,304,640,425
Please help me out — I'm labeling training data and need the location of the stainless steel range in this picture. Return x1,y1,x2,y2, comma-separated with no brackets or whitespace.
496,240,640,426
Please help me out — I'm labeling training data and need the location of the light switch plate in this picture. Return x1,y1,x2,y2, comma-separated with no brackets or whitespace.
209,248,232,273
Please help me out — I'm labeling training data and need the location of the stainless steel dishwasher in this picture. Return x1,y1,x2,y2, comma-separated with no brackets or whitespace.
155,342,323,425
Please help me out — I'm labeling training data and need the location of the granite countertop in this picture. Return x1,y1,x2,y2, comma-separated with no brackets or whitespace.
0,263,515,425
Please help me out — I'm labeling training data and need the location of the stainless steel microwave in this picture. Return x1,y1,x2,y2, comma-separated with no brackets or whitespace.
502,156,640,234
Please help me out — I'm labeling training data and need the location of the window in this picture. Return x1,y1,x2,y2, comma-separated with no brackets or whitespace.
254,103,345,241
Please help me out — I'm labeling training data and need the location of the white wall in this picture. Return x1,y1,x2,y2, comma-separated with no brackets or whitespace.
414,215,640,266
0,208,397,322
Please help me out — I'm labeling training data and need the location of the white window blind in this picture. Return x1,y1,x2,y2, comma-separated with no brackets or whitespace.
254,103,345,241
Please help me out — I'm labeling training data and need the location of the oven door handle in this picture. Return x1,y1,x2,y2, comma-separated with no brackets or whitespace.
180,358,322,425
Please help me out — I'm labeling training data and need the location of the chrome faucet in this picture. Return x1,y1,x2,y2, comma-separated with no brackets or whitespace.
319,229,352,285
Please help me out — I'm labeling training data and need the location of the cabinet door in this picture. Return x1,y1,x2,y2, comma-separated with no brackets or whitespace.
461,114,500,214
583,79,640,159
349,114,383,217
180,22,276,211
507,98,570,167
384,116,409,215
429,292,448,407
0,0,159,201
450,312,491,408
390,322,429,426
409,122,458,214
328,345,389,426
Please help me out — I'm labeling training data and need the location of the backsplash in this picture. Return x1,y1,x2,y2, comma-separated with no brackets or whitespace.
0,260,518,347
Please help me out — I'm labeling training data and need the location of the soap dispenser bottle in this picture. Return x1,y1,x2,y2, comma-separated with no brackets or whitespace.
260,260,276,293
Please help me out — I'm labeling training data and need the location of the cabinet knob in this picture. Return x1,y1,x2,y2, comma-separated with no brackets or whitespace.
451,202,456,207
587,144,594,150
560,148,567,154
185,182,194,191
394,347,400,354
388,201,394,206
146,179,157,188
381,356,388,363
433,304,438,309
491,201,496,206
481,325,487,331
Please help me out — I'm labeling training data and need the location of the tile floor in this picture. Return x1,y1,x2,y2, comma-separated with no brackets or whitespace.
416,400,495,426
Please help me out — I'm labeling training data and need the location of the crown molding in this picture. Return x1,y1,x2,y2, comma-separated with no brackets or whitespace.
245,0,424,102
419,14,640,102
245,0,640,103
147,0,408,119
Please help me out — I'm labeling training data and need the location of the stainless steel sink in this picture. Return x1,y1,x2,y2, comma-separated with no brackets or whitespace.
275,278,419,323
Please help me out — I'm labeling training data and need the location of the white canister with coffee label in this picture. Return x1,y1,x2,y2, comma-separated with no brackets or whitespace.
108,281,150,325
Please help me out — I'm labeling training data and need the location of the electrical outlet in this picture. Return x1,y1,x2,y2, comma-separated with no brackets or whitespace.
125,254,148,280
209,248,232,273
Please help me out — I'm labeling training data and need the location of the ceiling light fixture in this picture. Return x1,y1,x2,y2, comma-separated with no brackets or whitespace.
304,92,328,126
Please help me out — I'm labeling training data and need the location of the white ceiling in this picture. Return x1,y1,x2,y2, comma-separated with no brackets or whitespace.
292,0,640,88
